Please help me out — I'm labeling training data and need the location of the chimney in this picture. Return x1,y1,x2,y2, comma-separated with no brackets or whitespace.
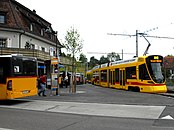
33,9,36,13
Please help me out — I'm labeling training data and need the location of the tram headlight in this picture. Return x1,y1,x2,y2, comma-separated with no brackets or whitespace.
7,80,12,91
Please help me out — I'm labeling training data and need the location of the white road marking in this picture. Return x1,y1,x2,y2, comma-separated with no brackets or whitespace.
0,128,13,130
0,99,165,119
161,115,174,120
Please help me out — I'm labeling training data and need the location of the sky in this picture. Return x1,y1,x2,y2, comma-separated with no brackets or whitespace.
16,0,174,61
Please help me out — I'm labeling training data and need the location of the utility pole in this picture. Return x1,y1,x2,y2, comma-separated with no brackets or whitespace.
55,32,60,96
121,49,123,60
136,30,138,57
108,30,174,58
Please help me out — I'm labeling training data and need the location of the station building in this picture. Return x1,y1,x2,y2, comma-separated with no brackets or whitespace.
0,0,70,77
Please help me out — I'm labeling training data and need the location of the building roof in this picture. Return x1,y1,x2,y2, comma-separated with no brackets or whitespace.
0,0,63,47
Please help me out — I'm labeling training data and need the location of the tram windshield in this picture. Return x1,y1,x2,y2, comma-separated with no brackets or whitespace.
149,63,164,83
146,55,165,83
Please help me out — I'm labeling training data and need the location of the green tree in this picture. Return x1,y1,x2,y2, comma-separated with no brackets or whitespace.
76,53,88,74
63,26,83,93
99,55,109,64
107,52,121,62
89,56,99,68
79,53,87,63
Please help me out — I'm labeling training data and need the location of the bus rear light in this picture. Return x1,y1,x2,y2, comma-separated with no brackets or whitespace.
7,80,12,91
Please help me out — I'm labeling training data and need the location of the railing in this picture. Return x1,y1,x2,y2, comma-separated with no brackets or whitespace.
0,47,71,65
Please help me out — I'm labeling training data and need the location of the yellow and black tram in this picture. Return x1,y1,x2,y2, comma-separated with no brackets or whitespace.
86,70,93,83
88,55,167,93
100,63,109,87
92,65,100,85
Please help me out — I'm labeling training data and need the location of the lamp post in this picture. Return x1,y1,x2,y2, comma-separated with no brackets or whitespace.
55,31,60,96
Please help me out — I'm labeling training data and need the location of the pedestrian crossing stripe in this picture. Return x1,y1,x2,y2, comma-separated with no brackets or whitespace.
0,99,166,120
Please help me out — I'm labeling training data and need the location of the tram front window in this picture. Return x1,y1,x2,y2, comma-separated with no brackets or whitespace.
150,63,164,83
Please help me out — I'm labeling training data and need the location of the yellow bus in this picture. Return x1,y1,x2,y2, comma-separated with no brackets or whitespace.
0,54,38,100
92,55,167,93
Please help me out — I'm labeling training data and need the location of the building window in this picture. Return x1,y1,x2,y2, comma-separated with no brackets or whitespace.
30,44,35,49
0,38,7,48
25,42,30,49
41,29,44,36
0,14,5,24
41,47,45,52
25,42,35,49
30,23,33,31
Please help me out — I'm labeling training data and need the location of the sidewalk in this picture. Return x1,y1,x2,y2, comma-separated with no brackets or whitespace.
46,87,71,96
167,86,174,92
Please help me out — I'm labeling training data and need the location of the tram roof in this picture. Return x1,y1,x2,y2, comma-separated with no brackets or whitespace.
92,65,100,70
109,55,151,66
109,57,138,66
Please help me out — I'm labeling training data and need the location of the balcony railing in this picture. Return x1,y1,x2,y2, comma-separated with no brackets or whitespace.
0,47,71,65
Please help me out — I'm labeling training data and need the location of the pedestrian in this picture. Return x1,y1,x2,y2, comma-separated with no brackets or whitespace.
58,75,63,88
38,73,47,96
64,75,68,88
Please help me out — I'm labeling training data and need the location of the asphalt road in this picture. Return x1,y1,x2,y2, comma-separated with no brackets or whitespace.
0,84,174,130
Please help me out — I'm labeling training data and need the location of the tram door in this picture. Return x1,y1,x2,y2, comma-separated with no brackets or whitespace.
109,69,115,88
119,68,126,89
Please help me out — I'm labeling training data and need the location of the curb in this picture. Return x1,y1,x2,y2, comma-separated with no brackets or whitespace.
159,91,174,98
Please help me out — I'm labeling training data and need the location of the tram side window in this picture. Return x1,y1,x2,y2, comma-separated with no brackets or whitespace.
139,64,150,80
115,68,119,82
109,70,111,83
101,70,107,82
126,66,136,79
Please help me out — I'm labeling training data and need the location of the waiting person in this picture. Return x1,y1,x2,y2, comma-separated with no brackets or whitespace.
58,75,63,88
38,74,47,96
64,75,68,88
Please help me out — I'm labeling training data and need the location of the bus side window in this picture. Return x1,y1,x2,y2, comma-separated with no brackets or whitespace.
0,66,3,82
0,65,6,83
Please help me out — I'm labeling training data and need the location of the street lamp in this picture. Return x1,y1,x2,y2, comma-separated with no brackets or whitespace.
55,31,60,96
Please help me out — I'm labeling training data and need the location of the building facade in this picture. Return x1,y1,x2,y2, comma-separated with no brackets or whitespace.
0,0,64,76
164,56,174,78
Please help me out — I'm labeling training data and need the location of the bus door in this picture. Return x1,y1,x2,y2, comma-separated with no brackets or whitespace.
109,69,115,87
119,68,126,89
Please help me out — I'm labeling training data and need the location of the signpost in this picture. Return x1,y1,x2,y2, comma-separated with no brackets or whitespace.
51,58,59,96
